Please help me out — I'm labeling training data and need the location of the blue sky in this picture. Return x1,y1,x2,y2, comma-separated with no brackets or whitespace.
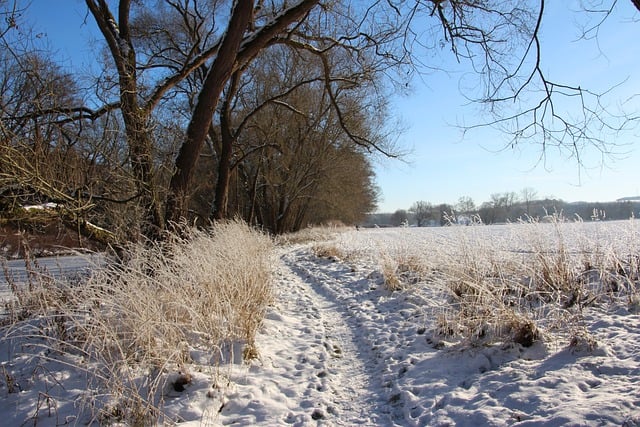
25,1,640,212
375,1,640,212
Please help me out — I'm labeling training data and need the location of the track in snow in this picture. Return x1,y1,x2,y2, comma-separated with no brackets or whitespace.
220,246,416,426
279,247,393,425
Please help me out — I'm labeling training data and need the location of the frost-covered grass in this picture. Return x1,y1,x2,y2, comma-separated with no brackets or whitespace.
271,220,640,425
327,216,640,348
0,220,274,425
1,218,639,426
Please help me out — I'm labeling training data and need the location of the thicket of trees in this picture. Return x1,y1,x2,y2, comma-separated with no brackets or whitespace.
1,0,638,242
184,43,381,233
1,0,387,238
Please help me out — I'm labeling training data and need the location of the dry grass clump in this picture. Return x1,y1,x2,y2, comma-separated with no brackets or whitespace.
79,220,273,363
312,243,346,260
380,253,427,291
435,261,542,347
2,220,274,424
436,287,541,348
433,214,640,348
380,255,402,291
522,215,583,307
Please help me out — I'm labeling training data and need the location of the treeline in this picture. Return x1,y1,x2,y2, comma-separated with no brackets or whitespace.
0,2,383,242
367,193,639,227
0,48,379,238
475,199,638,224
3,2,636,242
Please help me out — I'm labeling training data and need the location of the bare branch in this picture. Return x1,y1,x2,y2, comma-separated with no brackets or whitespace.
7,103,121,125
277,37,396,157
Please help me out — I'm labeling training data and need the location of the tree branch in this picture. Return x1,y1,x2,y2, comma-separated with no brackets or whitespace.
278,38,396,157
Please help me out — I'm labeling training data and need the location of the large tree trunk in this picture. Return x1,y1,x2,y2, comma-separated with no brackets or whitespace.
120,75,163,238
212,135,233,220
86,0,164,239
116,35,164,239
165,0,254,225
212,71,241,221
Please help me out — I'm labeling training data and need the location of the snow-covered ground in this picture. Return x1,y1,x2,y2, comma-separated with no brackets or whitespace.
1,255,100,285
0,255,102,309
1,222,639,426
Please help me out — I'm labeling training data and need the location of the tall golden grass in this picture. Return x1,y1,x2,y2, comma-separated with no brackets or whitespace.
2,220,274,424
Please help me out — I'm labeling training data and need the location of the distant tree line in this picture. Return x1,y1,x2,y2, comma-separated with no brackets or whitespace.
366,189,639,227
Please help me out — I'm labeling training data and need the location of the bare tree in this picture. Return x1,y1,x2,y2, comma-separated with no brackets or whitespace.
7,0,637,239
520,187,538,216
456,196,476,215
478,191,522,223
410,201,434,227
391,209,409,227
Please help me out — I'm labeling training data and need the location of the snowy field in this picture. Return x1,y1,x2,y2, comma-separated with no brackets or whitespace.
1,220,639,426
0,255,100,285
0,255,103,314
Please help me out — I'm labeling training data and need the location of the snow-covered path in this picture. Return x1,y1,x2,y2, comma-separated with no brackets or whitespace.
216,246,400,425
280,246,435,426
277,247,382,424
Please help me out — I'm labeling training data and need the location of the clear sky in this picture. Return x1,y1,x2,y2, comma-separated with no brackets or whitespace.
23,1,640,213
375,1,640,212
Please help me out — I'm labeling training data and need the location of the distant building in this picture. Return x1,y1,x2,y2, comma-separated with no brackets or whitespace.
616,196,640,203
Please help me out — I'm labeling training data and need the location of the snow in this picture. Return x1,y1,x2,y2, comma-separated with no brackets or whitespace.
23,203,59,211
0,254,103,307
1,222,640,426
